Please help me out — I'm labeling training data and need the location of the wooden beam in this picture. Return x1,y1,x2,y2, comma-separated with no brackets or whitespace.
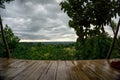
106,18,120,59
0,15,10,58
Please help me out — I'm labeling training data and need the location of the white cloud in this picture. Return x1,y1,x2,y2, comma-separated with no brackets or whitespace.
34,4,48,14
56,0,63,3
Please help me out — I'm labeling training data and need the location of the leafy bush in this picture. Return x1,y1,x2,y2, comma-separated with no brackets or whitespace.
0,25,20,57
75,34,112,59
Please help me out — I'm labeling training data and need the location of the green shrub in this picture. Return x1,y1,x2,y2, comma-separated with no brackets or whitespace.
75,34,112,59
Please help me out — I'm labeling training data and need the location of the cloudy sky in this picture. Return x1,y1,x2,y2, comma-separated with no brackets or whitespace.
0,0,119,42
0,0,78,42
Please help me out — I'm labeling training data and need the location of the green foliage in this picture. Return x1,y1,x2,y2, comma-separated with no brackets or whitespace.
11,43,76,60
60,0,120,43
0,25,20,57
9,40,119,60
0,40,119,60
60,0,120,59
111,36,120,58
4,25,20,49
75,34,112,59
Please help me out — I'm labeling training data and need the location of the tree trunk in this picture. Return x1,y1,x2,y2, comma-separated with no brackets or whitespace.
0,16,10,58
106,19,120,59
101,25,105,34
110,22,120,55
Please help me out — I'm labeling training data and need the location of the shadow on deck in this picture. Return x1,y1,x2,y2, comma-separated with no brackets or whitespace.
0,58,120,80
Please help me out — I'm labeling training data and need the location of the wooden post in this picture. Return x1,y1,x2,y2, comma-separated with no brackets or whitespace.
0,15,10,58
110,21,120,50
106,18,120,59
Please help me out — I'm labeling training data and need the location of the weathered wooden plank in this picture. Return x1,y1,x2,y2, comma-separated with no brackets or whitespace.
39,61,57,80
65,61,78,80
56,61,69,80
0,59,16,80
12,61,37,80
66,61,90,80
5,60,34,80
0,58,120,80
0,59,15,72
91,60,120,80
76,60,120,80
75,60,104,80
26,61,50,80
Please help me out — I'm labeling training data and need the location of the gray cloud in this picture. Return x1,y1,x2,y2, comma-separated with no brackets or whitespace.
0,0,77,42
19,0,56,5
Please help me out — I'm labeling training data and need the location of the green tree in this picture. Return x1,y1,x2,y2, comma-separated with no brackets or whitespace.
0,0,14,58
4,25,20,49
60,0,120,59
60,0,120,43
0,24,20,57
107,19,120,59
75,34,112,59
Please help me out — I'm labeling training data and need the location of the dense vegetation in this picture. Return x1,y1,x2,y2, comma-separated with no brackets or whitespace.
0,41,120,60
0,25,120,60
11,42,76,60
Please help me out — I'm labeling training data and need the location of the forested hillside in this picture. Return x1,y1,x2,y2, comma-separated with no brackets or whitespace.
0,26,120,60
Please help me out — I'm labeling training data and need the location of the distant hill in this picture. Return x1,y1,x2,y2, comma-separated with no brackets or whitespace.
42,42,75,44
20,41,75,45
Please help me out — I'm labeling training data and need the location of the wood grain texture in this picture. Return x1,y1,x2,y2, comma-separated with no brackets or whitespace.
0,58,120,80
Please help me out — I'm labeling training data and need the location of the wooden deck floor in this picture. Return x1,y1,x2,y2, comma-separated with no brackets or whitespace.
0,58,120,80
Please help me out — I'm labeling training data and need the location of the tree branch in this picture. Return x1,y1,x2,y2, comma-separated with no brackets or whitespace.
106,18,120,59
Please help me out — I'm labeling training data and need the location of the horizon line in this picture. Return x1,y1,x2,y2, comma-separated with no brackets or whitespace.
20,40,76,42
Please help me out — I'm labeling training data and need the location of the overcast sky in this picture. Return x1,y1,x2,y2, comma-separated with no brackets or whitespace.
0,0,119,42
0,0,78,42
